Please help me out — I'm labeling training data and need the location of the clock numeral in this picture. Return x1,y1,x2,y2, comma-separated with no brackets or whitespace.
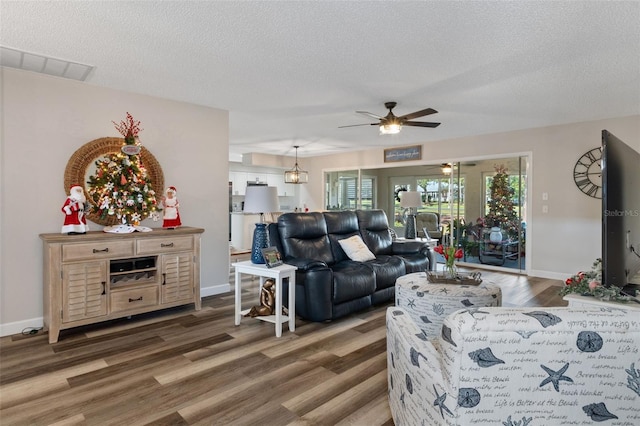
573,170,588,179
584,149,598,163
575,177,591,187
586,184,599,197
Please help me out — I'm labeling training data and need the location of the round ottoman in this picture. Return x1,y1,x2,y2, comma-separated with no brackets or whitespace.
395,271,502,339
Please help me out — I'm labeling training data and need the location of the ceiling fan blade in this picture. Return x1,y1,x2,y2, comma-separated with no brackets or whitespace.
338,123,378,128
356,111,383,120
398,108,438,121
403,121,441,128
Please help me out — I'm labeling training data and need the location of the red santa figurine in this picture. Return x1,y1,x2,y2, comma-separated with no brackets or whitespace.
162,186,182,229
61,184,89,234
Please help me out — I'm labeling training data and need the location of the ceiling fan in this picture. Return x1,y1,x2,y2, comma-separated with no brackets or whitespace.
339,101,440,134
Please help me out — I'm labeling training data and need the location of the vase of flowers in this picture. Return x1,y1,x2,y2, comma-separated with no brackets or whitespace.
433,244,464,279
559,258,629,302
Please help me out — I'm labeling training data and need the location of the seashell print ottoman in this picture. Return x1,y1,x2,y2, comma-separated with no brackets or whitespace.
395,271,502,339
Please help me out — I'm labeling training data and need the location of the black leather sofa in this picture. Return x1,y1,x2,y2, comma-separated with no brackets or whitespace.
267,209,435,322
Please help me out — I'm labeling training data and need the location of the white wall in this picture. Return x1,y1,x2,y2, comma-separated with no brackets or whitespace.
302,116,640,280
0,68,230,336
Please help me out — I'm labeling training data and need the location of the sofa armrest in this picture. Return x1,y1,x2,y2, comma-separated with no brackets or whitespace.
391,240,429,255
386,307,450,426
284,257,328,272
283,258,334,321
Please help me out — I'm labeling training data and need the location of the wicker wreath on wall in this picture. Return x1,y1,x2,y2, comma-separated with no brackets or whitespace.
63,137,164,226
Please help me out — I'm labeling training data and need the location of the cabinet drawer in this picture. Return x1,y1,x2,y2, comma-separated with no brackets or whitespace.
136,236,193,254
110,285,159,313
63,240,134,262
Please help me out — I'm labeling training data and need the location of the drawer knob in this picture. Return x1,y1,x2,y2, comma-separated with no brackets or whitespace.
161,243,174,248
129,296,143,303
93,248,109,253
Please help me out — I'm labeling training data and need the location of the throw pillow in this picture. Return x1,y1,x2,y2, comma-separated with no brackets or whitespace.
338,235,376,262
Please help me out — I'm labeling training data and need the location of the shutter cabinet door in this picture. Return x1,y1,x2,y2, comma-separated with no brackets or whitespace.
62,261,107,322
161,252,194,304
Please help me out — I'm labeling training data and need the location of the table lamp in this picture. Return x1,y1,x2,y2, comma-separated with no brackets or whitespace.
243,186,279,263
400,191,422,239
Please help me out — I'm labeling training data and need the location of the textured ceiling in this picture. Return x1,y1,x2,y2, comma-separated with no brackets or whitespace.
2,1,639,160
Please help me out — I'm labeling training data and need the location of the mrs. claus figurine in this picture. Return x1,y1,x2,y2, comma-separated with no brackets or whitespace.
61,184,89,234
162,186,182,229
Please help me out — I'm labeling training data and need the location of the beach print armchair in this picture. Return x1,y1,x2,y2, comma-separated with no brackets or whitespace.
386,306,640,425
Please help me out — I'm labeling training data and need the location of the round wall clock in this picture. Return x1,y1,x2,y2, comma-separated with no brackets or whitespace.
573,147,602,199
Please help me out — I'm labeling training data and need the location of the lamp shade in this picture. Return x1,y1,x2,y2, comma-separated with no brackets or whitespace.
400,191,422,208
284,168,309,184
243,186,279,214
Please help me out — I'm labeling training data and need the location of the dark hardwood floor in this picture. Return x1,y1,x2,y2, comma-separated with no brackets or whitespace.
0,262,566,426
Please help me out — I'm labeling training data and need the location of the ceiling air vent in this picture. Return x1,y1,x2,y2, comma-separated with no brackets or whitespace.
0,46,94,81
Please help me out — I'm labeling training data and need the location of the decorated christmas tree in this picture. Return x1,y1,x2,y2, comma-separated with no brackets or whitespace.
87,113,160,225
485,164,519,237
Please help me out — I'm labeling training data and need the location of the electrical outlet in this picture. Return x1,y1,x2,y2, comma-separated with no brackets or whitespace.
542,205,548,213
542,192,548,201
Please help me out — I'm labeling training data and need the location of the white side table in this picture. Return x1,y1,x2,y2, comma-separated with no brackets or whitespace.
233,260,297,337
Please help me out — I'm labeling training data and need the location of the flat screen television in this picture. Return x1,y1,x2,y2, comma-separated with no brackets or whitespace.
601,130,640,295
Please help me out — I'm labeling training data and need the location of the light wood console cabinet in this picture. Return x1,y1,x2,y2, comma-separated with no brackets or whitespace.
40,227,204,343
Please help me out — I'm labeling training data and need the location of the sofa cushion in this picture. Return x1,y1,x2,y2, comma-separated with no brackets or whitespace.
366,255,406,290
331,261,376,303
338,235,376,262
356,210,394,255
324,210,361,262
278,212,335,264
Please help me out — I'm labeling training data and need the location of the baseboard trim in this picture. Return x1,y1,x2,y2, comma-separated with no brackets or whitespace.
201,282,231,298
0,317,44,338
1,283,231,338
528,269,567,281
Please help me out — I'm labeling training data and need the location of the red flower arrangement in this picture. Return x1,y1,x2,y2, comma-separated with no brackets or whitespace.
434,244,463,277
559,258,628,301
112,112,142,143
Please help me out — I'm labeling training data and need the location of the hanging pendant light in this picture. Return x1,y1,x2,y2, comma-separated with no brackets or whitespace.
284,145,309,184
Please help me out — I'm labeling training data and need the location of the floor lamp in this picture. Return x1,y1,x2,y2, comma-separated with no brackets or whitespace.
243,186,279,264
400,191,422,239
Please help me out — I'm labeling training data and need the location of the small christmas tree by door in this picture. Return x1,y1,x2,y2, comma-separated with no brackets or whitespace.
485,164,519,237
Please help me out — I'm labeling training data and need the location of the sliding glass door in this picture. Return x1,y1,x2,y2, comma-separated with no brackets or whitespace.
456,157,527,272
325,155,528,273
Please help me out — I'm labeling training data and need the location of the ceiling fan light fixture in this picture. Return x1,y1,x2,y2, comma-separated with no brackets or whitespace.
441,163,453,175
284,146,308,184
379,122,402,135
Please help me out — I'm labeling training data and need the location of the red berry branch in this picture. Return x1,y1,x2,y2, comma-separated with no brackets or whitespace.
112,112,143,140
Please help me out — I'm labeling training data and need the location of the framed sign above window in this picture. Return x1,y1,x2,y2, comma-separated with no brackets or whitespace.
384,145,422,163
